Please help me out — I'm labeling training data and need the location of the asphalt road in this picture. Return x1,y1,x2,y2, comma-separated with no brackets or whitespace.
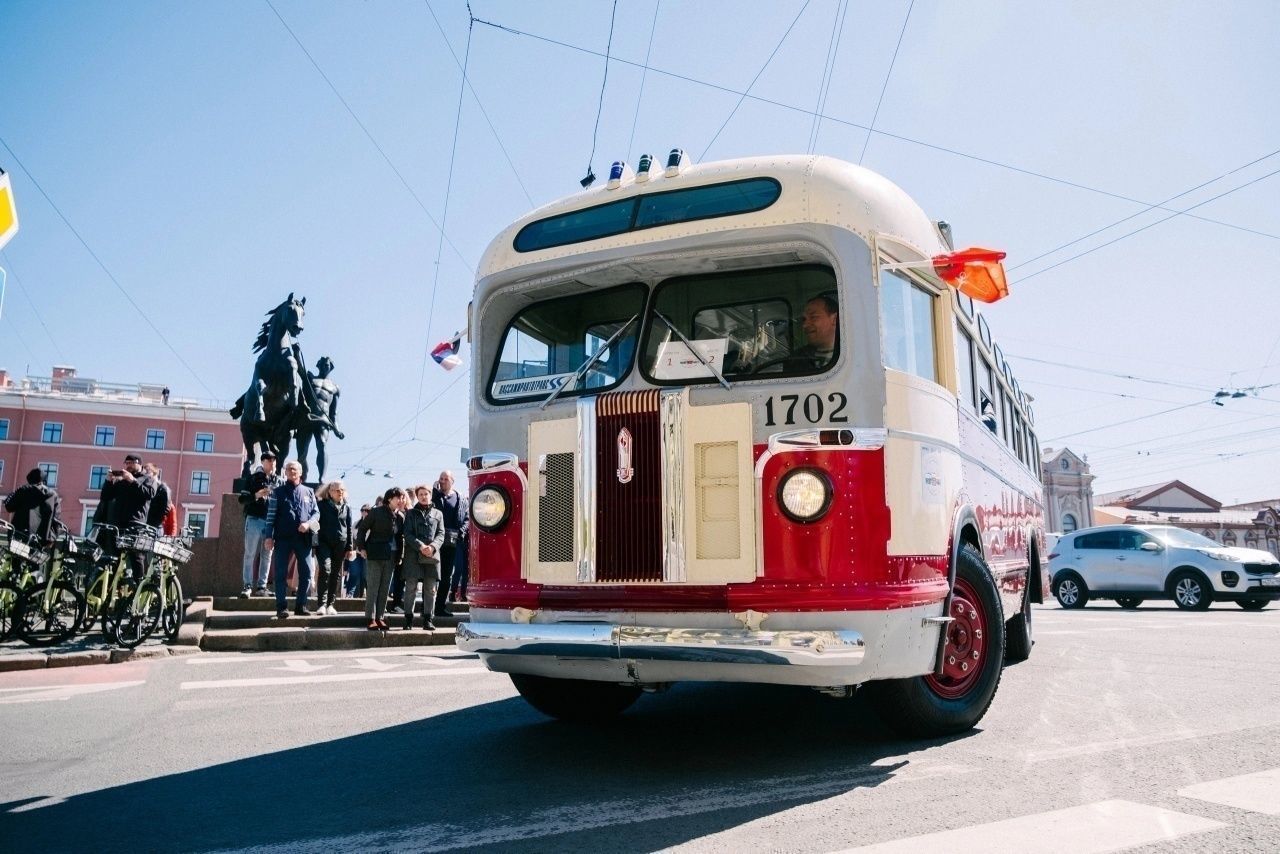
1,601,1278,853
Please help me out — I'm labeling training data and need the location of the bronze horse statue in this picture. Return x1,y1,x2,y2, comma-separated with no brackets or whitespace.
230,294,308,479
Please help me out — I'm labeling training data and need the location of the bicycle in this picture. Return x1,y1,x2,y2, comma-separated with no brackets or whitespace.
13,533,85,647
0,521,42,640
111,529,192,649
80,524,147,645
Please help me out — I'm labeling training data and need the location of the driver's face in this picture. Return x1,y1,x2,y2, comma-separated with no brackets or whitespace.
802,301,838,350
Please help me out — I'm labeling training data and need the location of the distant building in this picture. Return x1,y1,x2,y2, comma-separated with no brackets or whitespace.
0,366,241,537
1040,446,1095,533
1094,480,1280,559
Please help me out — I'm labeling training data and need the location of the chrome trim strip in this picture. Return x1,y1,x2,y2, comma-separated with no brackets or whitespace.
575,397,597,583
753,427,886,479
660,389,687,582
887,425,1041,504
466,452,529,490
457,621,866,667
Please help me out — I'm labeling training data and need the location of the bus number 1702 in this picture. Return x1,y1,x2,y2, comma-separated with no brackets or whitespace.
763,392,849,426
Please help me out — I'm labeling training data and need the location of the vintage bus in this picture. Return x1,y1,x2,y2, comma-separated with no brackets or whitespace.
457,152,1046,737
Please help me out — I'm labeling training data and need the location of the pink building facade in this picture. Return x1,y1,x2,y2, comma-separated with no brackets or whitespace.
0,367,242,537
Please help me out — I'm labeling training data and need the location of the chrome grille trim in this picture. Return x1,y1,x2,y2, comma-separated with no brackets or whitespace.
661,389,687,582
575,396,597,582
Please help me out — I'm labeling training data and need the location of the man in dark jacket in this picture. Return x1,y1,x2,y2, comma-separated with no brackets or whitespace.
238,451,282,597
93,453,158,580
144,463,172,531
263,460,320,619
403,485,445,630
431,471,469,618
4,468,61,545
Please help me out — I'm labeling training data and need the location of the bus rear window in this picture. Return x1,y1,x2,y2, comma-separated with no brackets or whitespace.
514,178,781,252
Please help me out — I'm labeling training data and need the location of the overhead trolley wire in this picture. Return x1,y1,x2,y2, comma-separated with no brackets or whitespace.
470,17,1279,246
1045,399,1211,442
585,1,620,177
626,0,662,162
699,0,812,162
0,134,218,398
1007,353,1217,392
858,0,914,165
0,250,66,361
807,0,848,154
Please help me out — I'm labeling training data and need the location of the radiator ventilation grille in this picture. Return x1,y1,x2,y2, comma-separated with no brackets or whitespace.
538,452,574,563
695,441,740,560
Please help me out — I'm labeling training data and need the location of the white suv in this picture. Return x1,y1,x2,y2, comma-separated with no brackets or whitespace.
1049,525,1280,611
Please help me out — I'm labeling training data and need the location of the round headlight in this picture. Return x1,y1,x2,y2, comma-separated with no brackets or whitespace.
778,469,832,523
471,486,510,531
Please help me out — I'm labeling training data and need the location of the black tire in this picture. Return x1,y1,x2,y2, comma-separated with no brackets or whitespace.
113,581,163,649
162,575,184,641
0,581,21,641
1170,569,1212,611
16,582,86,647
866,544,1005,738
1005,570,1033,663
1115,597,1144,609
1053,572,1089,609
510,673,642,722
1237,599,1270,611
99,578,136,645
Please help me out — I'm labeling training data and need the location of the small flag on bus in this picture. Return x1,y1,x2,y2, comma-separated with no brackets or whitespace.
431,333,463,371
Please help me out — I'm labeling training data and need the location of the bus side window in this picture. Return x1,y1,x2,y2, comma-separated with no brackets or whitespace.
954,321,976,414
979,359,998,434
999,388,1011,445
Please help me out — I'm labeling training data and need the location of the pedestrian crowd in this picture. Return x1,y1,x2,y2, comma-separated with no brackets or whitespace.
239,452,470,631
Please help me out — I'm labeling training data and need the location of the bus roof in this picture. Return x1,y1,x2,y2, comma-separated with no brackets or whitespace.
474,154,950,285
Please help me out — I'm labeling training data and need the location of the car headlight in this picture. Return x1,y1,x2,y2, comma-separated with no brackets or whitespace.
1197,549,1242,562
777,469,833,523
470,486,510,531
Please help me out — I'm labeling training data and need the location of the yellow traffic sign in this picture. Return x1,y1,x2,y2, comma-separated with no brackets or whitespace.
0,169,18,250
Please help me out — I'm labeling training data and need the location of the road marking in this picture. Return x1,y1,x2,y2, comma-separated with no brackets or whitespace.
185,649,477,665
1024,719,1278,763
349,658,403,672
830,800,1224,853
209,764,973,854
271,659,332,674
1179,767,1280,815
180,666,490,690
0,680,145,705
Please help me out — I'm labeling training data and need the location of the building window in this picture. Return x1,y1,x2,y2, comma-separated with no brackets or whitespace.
194,432,214,453
0,459,4,486
190,471,211,495
1202,530,1215,541
81,504,99,537
94,425,116,447
186,511,209,538
0,418,9,440
1223,531,1237,546
146,429,166,450
38,462,58,488
42,422,63,444
89,465,110,491
1062,514,1078,533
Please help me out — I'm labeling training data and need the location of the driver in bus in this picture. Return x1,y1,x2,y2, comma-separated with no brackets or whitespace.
791,294,839,368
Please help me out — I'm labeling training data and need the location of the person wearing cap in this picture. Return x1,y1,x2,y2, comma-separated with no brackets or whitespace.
263,460,320,619
237,451,282,597
92,453,158,580
4,467,62,546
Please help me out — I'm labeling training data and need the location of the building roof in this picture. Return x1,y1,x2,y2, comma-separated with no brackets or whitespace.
1093,479,1221,512
1094,505,1266,527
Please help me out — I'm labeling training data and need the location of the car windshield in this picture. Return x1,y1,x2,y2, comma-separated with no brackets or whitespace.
640,264,839,384
1145,527,1221,548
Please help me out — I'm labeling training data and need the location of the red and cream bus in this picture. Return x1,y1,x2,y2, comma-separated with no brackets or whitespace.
457,152,1046,736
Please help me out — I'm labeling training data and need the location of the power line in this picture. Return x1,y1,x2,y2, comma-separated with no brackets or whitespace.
699,0,812,162
0,250,65,360
0,135,217,397
807,0,846,154
262,0,473,274
470,17,1279,245
347,370,467,471
626,0,661,162
1046,399,1210,442
586,1,619,177
858,0,914,165
1007,352,1216,392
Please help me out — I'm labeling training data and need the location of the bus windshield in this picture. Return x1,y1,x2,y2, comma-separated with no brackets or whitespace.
488,283,646,403
640,264,839,384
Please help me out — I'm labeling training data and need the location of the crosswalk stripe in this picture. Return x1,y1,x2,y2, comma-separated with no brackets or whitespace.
830,800,1224,854
1178,767,1280,815
179,666,491,690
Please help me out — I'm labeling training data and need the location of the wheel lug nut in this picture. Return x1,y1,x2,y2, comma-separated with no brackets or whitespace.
975,629,982,639
973,650,980,659
961,661,969,672
948,655,956,665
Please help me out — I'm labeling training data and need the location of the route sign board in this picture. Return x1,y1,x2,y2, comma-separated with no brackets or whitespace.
0,169,18,250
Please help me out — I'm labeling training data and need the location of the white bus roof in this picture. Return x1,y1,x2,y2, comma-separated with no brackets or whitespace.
475,154,950,284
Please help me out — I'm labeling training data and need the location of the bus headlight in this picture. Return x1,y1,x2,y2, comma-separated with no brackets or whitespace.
471,486,510,531
777,469,832,523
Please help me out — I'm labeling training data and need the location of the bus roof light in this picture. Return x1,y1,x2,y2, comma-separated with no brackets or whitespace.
635,153,654,183
666,148,685,177
932,247,1009,303
607,161,634,190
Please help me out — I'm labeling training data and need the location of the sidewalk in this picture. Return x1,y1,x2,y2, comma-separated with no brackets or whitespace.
0,595,469,672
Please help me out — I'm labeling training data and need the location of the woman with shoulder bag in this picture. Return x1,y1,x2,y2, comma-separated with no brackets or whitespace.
314,480,355,616
356,486,407,630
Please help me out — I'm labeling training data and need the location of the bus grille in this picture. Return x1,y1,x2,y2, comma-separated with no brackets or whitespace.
595,390,663,582
538,452,575,563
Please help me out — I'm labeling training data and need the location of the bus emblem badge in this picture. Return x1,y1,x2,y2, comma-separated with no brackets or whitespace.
617,428,634,484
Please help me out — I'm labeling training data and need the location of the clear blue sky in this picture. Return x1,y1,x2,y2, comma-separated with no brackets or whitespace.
2,0,1278,506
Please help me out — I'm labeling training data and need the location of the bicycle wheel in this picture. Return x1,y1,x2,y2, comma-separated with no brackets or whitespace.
161,574,184,641
100,578,135,645
16,582,87,647
0,581,21,640
113,581,163,649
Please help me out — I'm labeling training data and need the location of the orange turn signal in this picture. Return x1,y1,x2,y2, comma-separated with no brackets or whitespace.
932,247,1009,303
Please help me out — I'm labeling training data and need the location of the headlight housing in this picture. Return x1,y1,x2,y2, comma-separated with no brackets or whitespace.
777,468,833,523
1197,549,1242,562
470,486,510,531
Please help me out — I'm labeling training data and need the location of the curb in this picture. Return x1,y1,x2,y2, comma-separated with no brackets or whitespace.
0,644,200,673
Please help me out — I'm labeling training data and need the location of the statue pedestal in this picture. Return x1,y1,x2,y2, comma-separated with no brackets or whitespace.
184,494,251,597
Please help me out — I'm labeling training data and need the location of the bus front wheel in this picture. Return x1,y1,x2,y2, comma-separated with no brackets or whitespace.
510,673,642,722
867,544,1005,737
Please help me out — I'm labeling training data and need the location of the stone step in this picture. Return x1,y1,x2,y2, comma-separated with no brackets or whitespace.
199,625,458,652
205,612,467,630
211,596,470,615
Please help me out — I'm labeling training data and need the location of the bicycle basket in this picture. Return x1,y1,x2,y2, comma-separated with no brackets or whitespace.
153,538,194,564
6,539,50,566
118,531,159,553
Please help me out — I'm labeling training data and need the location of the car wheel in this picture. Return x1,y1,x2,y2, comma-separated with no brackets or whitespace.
510,674,642,722
1115,597,1143,609
1170,569,1212,611
1053,572,1089,609
1237,599,1269,611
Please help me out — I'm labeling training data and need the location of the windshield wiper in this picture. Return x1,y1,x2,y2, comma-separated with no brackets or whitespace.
540,313,640,410
650,309,732,390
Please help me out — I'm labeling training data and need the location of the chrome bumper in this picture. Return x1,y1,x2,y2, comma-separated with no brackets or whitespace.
457,621,866,667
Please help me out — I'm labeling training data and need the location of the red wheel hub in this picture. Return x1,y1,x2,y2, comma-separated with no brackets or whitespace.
925,577,988,700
